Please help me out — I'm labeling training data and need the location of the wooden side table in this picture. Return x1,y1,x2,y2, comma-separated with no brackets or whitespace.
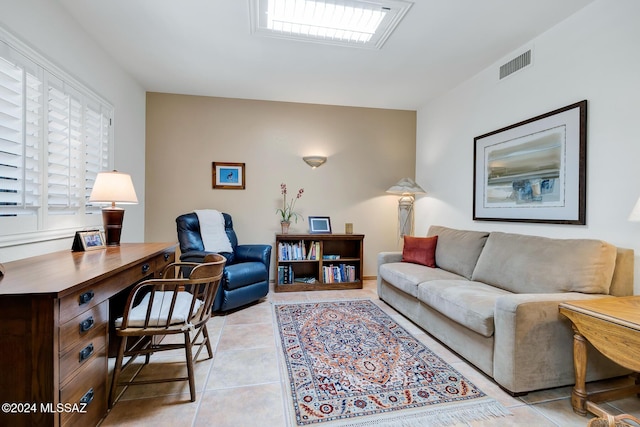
559,296,640,418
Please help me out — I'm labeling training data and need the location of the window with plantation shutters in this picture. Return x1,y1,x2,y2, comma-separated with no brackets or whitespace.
0,48,42,218
0,28,113,242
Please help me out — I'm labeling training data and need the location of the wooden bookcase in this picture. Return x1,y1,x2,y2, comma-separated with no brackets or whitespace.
274,233,364,292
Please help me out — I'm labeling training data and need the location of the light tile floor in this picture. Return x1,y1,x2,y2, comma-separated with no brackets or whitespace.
100,280,640,427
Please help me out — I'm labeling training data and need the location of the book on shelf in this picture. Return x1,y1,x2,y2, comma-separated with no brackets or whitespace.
294,276,316,284
277,265,295,284
278,240,308,261
306,241,320,260
322,264,356,283
322,254,340,260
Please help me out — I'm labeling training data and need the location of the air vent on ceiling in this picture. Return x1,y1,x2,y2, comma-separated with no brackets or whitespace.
499,49,532,80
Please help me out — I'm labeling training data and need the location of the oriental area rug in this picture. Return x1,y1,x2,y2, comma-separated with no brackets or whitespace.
273,300,511,426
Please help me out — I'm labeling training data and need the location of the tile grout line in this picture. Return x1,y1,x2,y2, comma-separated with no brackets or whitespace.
192,314,227,427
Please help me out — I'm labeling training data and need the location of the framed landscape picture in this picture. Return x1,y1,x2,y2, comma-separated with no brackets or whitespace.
212,162,245,189
473,100,587,225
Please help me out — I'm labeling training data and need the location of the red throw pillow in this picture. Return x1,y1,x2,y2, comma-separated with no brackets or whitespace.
402,235,438,268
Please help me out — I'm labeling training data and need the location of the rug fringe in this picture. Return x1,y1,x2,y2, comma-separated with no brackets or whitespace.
336,399,512,427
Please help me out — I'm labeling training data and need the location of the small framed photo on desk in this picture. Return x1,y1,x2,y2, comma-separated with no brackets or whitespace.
73,230,106,251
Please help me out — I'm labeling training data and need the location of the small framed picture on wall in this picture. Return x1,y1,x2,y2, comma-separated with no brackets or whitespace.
212,162,245,189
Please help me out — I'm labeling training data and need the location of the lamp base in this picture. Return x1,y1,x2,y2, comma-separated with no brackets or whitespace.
102,208,125,246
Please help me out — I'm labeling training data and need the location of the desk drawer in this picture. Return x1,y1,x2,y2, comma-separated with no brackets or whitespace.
59,325,106,386
59,260,155,324
60,354,107,427
59,301,108,352
156,249,176,276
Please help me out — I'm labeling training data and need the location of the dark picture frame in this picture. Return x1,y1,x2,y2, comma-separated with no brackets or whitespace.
212,162,245,189
308,216,332,234
473,100,587,225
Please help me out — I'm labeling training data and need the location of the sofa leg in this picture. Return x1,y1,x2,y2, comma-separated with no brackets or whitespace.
499,385,528,397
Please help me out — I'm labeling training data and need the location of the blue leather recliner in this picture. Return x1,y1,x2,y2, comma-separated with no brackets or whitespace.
176,212,271,312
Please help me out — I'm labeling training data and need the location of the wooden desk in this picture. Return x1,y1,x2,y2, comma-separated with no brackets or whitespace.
559,297,640,418
0,243,176,427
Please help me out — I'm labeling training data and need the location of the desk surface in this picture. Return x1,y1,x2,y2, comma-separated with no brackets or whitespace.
0,243,175,297
560,296,640,332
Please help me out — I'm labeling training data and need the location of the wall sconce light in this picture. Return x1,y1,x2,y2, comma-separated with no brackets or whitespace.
303,156,327,169
89,170,139,246
386,177,426,238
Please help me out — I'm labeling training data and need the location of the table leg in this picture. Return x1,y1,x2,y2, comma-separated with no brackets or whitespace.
571,325,588,416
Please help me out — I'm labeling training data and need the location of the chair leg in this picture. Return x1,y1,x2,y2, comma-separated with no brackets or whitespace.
184,330,196,402
202,324,213,359
109,335,128,409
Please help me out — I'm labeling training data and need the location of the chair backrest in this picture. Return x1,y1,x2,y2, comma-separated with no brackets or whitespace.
176,212,238,255
184,253,226,325
117,254,226,330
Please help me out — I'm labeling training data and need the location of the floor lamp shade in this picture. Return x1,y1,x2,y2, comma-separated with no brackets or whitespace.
89,171,138,246
386,178,426,238
629,197,640,221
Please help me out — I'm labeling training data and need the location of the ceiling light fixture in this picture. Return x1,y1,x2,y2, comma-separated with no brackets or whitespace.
250,0,413,49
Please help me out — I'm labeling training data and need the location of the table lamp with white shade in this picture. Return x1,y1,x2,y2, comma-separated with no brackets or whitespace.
89,171,138,246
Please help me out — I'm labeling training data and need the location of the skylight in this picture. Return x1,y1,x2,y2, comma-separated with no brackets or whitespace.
250,0,413,49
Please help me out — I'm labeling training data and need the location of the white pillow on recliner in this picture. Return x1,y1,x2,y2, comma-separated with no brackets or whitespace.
115,292,202,328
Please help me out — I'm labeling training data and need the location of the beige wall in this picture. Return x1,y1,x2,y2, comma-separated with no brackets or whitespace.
145,93,416,277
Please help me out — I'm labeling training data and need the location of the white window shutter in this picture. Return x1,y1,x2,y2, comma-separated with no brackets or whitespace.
0,29,113,241
0,48,42,217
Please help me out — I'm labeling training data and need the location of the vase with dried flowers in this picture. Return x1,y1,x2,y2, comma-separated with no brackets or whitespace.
277,183,304,233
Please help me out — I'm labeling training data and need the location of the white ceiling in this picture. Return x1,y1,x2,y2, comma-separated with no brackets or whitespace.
57,0,596,110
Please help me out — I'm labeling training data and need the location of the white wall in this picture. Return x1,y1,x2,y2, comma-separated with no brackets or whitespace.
416,0,640,293
0,0,146,262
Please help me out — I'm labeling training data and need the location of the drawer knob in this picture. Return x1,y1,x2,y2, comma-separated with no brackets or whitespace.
78,290,94,305
80,388,94,405
79,316,95,333
164,253,171,261
79,343,94,362
141,263,151,274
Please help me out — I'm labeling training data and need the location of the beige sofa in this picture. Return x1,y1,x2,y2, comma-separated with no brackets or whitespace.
377,226,635,395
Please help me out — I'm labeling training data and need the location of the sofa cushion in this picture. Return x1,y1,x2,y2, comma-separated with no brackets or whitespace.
417,280,512,337
379,262,467,298
427,226,489,279
402,235,437,267
472,232,617,294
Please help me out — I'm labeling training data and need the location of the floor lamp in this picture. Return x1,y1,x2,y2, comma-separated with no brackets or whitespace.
386,177,426,239
629,197,640,222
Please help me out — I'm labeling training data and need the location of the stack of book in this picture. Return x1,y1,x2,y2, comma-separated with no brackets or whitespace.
322,264,356,283
306,241,320,260
277,265,294,284
278,240,307,260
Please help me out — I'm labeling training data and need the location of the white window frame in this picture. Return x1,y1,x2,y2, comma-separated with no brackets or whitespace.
0,26,113,247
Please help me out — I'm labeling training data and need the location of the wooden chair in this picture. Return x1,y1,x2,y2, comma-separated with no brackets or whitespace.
108,253,226,408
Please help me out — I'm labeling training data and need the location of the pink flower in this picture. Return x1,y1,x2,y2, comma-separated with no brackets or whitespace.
277,183,304,223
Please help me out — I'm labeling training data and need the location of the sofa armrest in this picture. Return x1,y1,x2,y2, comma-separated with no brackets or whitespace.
493,292,616,393
235,244,271,266
378,251,402,265
377,252,403,296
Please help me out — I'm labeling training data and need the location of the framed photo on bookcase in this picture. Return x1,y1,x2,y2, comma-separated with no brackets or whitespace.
309,216,331,234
